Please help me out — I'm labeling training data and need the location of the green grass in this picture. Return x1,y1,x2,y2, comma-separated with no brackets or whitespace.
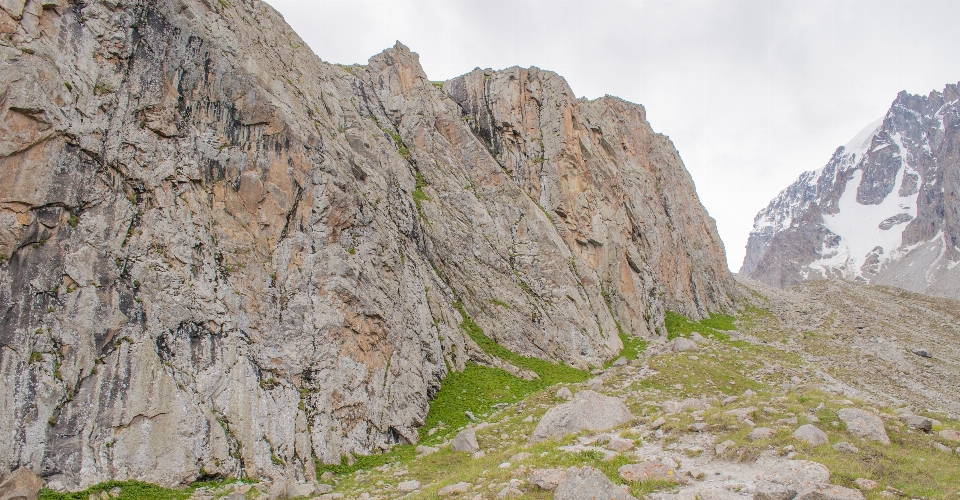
664,310,735,340
40,480,206,500
417,304,589,441
411,171,430,213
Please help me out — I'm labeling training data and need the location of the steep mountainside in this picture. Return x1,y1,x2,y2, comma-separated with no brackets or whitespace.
741,83,960,296
0,0,736,490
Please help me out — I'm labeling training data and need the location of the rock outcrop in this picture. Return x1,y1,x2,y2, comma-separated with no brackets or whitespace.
0,0,736,490
741,83,960,298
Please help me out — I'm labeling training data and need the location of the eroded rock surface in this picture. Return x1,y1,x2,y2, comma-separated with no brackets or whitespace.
0,0,736,489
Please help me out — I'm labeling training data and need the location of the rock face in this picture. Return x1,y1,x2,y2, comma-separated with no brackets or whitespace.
0,0,736,490
530,391,634,443
741,83,960,298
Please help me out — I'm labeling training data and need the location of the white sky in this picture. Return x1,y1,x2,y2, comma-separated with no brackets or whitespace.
267,0,960,271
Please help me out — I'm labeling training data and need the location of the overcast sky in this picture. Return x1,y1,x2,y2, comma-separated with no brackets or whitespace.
268,0,960,271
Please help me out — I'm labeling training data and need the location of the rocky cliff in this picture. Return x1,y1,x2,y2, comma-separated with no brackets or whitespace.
0,0,736,490
741,83,960,297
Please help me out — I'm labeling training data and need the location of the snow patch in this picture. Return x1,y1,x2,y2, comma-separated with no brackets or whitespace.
842,117,884,163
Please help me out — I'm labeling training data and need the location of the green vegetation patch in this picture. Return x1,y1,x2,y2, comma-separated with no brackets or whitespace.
665,310,735,340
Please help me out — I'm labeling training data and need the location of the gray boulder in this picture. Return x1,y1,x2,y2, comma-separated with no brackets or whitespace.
794,484,866,499
899,414,933,432
556,387,574,400
554,467,636,500
529,468,568,491
793,424,829,446
530,391,634,443
838,409,890,444
669,337,699,352
451,426,480,453
0,468,43,500
754,460,830,500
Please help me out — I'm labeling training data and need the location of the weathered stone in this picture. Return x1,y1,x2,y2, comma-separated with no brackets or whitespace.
832,442,860,453
605,437,634,452
939,429,960,442
899,414,933,432
793,424,829,446
754,460,830,500
396,480,421,493
556,387,573,400
0,468,43,500
529,468,567,491
618,461,675,482
853,478,878,491
669,337,698,352
438,482,472,496
794,484,866,500
451,427,480,453
554,467,636,500
748,427,777,441
715,440,736,455
838,409,890,444
495,486,522,499
530,391,634,442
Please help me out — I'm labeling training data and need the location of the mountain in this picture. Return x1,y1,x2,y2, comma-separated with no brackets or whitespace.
0,0,736,490
741,82,960,297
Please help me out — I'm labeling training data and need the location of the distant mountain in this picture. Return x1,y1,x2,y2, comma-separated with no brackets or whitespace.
741,83,960,297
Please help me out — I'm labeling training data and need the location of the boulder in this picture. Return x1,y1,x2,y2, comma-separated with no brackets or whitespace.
495,486,522,499
0,468,43,500
451,426,480,453
669,337,698,352
618,461,675,482
754,460,830,500
715,440,736,455
529,468,567,491
605,437,635,452
397,480,421,493
556,387,573,400
284,482,316,498
438,482,472,496
612,357,628,367
793,424,829,446
554,467,636,500
832,442,859,453
530,391,634,443
838,409,890,444
899,414,933,432
853,478,878,491
794,484,866,499
939,429,960,442
748,427,776,441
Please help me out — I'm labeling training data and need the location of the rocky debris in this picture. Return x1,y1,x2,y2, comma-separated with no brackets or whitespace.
0,468,43,500
530,391,634,443
853,478,878,491
669,337,699,352
899,414,933,432
794,484,866,499
438,482,472,496
726,407,758,422
495,486,523,498
529,468,568,491
618,461,676,482
748,428,777,441
556,387,574,400
793,425,829,446
452,427,481,453
650,417,667,430
396,480,421,494
838,409,890,444
754,460,831,500
554,467,636,500
716,440,737,455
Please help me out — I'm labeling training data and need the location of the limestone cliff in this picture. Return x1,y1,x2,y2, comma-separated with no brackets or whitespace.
0,0,736,489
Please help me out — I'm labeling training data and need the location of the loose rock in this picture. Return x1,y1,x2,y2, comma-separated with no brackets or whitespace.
838,409,890,444
794,484,866,499
832,442,860,453
899,414,933,432
0,468,44,500
754,460,830,500
669,337,699,352
555,467,636,500
397,480,421,493
529,468,568,491
451,427,480,453
618,461,675,482
556,387,573,400
530,391,634,443
605,437,635,452
748,427,776,441
853,478,878,491
793,424,829,446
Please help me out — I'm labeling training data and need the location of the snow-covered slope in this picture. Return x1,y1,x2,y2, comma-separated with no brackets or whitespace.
741,82,960,298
